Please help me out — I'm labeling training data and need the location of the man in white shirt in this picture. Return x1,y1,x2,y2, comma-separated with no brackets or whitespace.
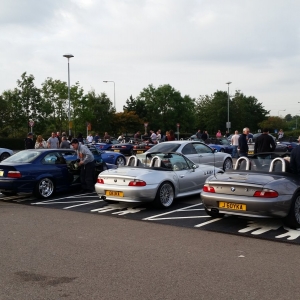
86,134,93,143
150,130,157,143
231,130,240,158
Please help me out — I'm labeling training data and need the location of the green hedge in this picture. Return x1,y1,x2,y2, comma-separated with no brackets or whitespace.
0,138,26,150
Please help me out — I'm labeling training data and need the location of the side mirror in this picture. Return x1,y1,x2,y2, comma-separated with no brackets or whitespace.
214,149,218,153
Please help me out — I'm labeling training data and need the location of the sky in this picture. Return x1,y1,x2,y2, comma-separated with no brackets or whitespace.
0,0,300,118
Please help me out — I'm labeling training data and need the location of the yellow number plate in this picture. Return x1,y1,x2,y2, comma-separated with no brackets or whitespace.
137,150,144,154
0,171,3,176
105,190,124,197
219,202,246,211
114,150,120,152
248,151,254,155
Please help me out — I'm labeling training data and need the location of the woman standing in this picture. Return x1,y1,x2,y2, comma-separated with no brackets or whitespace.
35,135,47,149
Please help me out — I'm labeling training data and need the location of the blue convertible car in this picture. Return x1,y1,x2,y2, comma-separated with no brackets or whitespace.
0,148,116,198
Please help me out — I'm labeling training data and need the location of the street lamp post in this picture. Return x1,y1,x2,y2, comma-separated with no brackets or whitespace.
226,82,232,133
278,109,286,117
63,54,74,136
103,81,116,110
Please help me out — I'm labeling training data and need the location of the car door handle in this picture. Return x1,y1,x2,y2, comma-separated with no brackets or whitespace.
180,175,185,178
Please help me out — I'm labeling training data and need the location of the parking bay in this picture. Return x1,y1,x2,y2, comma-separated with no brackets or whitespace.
1,192,300,245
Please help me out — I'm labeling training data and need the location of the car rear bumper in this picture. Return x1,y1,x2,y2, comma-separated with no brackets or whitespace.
201,192,292,218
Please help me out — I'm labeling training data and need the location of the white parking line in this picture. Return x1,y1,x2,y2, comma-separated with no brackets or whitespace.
194,218,222,227
143,203,203,221
63,200,103,209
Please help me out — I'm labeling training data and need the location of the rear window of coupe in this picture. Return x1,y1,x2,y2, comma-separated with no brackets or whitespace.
4,151,41,163
147,143,180,153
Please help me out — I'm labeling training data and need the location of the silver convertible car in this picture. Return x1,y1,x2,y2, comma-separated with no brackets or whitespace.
201,152,300,228
95,152,224,208
143,141,233,171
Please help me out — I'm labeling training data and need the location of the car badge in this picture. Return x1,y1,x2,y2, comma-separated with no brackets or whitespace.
231,187,235,192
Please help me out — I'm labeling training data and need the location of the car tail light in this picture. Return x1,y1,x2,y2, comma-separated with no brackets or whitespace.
7,171,22,178
128,180,146,186
253,189,278,198
121,146,126,148
203,184,215,193
97,178,104,184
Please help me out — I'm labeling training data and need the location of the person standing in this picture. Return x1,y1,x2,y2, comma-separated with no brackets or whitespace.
216,130,222,137
134,131,141,140
168,130,176,141
201,131,208,142
35,135,47,149
71,138,95,193
86,133,94,143
224,131,230,138
103,132,111,140
60,136,70,149
254,128,276,154
290,136,300,175
278,129,284,141
196,129,202,140
238,127,250,157
56,132,61,145
94,133,100,143
47,132,59,149
25,133,35,149
150,130,157,143
231,130,239,158
156,130,162,143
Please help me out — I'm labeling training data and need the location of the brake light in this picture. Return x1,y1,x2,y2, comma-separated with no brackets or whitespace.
128,180,146,186
121,146,126,148
97,178,104,184
7,171,22,178
253,189,278,198
203,184,215,193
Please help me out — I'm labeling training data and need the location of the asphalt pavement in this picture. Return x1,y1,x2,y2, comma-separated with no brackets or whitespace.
1,201,300,300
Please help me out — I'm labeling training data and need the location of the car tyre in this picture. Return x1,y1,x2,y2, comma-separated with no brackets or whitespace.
284,192,300,229
205,208,225,218
34,178,55,198
115,156,126,167
153,182,174,208
0,152,10,161
223,158,233,171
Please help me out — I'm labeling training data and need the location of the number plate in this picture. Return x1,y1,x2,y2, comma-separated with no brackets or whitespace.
0,171,3,176
248,151,254,155
137,150,144,154
105,190,124,197
114,150,120,152
219,201,246,211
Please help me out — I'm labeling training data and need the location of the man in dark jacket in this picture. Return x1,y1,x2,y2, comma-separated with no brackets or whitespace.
290,136,300,175
24,133,35,149
254,129,276,154
238,127,249,157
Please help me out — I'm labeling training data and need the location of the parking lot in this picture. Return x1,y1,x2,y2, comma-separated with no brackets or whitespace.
1,190,300,245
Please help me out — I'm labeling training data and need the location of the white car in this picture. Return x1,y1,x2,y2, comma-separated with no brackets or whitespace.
95,152,224,208
0,148,14,161
143,141,233,171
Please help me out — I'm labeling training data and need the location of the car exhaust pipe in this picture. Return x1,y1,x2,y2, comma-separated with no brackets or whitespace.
211,208,219,214
101,195,106,200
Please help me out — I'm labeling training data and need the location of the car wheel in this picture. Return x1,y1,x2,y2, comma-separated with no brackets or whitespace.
284,192,300,229
0,152,10,161
154,182,174,208
115,156,126,167
205,208,224,218
34,178,54,198
223,158,233,171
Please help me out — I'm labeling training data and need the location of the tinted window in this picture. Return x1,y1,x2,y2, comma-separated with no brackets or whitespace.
43,152,66,164
182,144,197,155
148,143,180,153
193,143,213,154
